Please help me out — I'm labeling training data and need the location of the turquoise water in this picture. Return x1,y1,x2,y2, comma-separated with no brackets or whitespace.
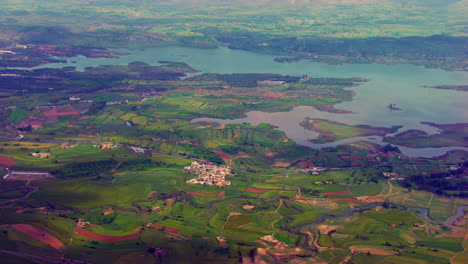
29,46,468,156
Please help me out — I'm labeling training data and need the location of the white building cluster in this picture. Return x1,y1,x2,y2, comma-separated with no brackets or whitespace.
183,161,237,187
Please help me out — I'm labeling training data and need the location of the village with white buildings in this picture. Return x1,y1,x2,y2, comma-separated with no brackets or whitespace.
182,161,237,188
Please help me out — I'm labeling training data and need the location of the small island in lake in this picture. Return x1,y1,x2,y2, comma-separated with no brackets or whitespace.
301,118,400,143
384,122,468,148
423,85,468,92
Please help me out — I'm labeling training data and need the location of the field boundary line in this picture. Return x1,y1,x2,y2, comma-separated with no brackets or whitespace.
426,193,434,208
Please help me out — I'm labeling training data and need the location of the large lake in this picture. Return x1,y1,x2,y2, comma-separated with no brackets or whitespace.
31,46,468,157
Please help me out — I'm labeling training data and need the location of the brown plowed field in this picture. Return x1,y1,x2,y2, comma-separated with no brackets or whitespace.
164,227,181,233
0,157,15,168
186,190,225,197
322,190,352,196
11,224,64,250
212,150,233,160
146,224,180,233
74,227,140,242
294,161,316,168
146,224,165,230
245,187,268,194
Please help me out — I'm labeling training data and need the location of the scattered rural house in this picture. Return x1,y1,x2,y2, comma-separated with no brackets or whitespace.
140,93,162,98
129,146,147,154
30,152,51,159
3,170,55,180
260,235,287,250
257,80,286,86
59,143,75,149
216,236,229,247
152,138,167,142
93,143,117,150
69,96,81,101
315,180,334,185
183,161,237,187
301,167,326,175
0,73,19,77
0,50,14,54
382,172,398,178
76,219,91,228
106,100,128,106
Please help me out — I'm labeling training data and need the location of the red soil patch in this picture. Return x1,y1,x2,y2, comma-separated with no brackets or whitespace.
273,162,291,167
43,109,81,117
74,227,140,242
213,150,233,160
146,224,165,230
42,105,82,117
294,161,316,168
361,196,385,203
165,227,181,233
322,190,352,196
146,224,180,233
261,93,281,99
186,190,225,197
328,198,360,203
0,156,15,168
245,187,268,194
11,224,64,250
102,209,115,216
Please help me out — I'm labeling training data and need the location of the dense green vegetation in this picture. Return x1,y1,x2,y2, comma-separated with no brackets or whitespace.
51,159,118,179
0,0,467,70
400,164,468,197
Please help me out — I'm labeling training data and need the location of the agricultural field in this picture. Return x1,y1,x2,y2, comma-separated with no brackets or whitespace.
0,60,466,262
312,208,465,264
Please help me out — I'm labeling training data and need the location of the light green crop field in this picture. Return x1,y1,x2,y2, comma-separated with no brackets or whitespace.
29,179,149,209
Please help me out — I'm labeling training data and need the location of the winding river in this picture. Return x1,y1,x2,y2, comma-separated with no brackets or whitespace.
26,46,468,157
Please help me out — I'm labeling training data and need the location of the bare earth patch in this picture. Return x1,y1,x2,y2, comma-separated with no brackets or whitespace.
322,190,352,196
11,224,64,250
235,153,250,159
0,156,15,168
213,150,233,160
273,162,291,167
349,245,396,256
317,225,340,235
75,227,140,242
245,187,268,194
